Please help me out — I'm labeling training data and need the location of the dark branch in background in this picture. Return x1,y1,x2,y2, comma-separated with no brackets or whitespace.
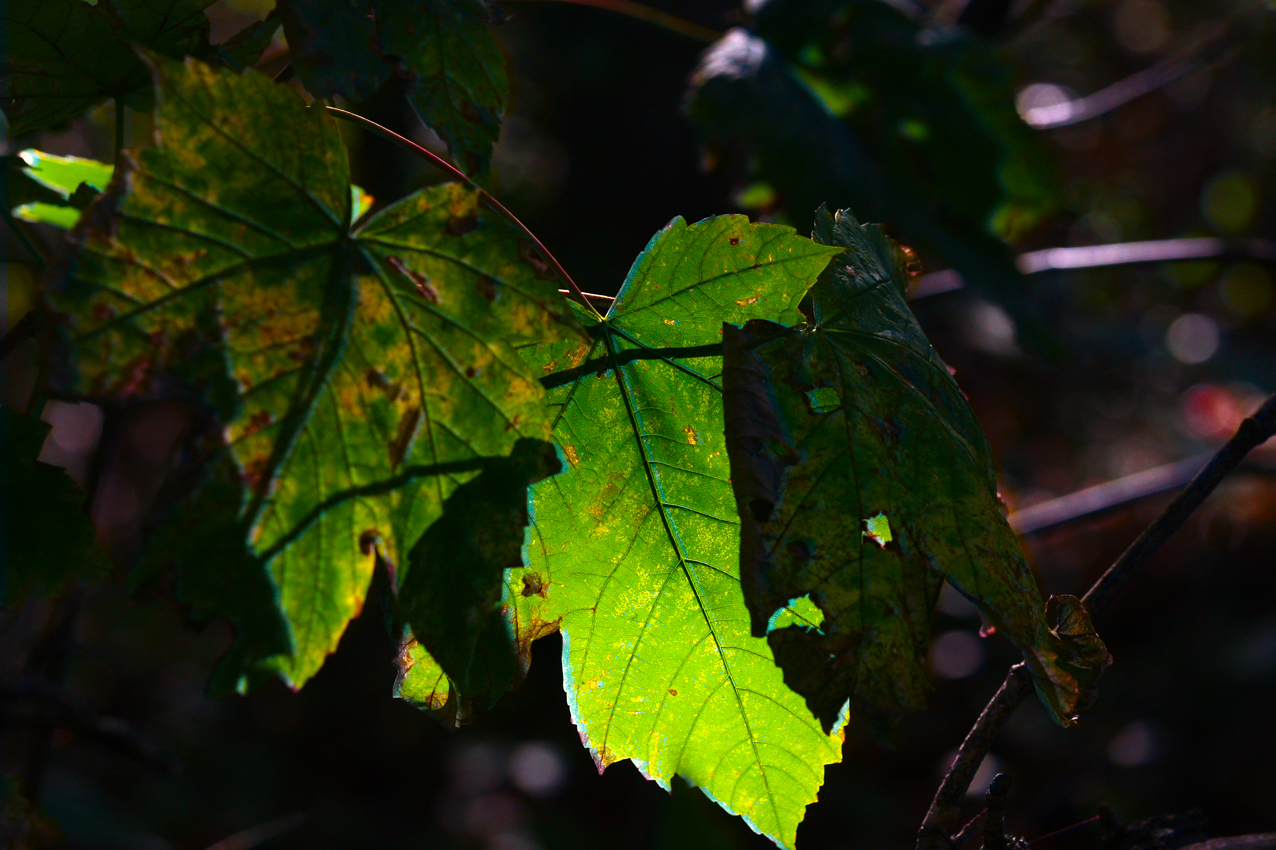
1017,237,1276,274
0,679,177,775
917,392,1276,850
0,310,38,365
1008,452,1220,536
500,0,721,43
1083,394,1276,610
911,237,1276,299
322,107,600,319
1019,22,1241,129
4,212,49,269
202,812,306,850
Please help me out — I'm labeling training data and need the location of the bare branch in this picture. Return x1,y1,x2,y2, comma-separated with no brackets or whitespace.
1019,24,1239,130
910,237,1276,300
1008,453,1215,536
203,813,306,850
917,390,1276,850
1083,392,1276,610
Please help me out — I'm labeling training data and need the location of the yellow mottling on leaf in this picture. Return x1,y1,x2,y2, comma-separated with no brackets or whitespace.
683,425,700,445
736,295,759,306
564,445,580,466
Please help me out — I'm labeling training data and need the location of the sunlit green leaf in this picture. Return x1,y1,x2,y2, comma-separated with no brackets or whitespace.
53,57,576,689
722,207,1108,730
512,216,844,849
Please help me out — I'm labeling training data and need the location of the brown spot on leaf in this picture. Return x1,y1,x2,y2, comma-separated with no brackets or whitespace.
668,688,677,696
389,407,423,467
476,275,499,303
729,236,741,245
521,243,556,279
447,211,478,236
240,409,276,441
521,573,548,598
387,256,441,303
359,529,381,555
465,366,480,379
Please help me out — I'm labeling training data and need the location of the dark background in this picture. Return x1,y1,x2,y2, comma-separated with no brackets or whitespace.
3,0,1276,848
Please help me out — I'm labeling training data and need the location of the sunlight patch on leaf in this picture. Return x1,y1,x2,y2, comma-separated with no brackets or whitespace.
513,215,843,849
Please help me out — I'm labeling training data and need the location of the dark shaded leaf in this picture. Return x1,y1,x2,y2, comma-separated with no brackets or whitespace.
279,0,507,170
213,13,283,71
1,0,217,136
3,405,108,606
399,437,561,720
722,207,1107,730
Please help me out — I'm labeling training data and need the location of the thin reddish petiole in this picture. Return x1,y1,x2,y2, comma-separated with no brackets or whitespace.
323,106,602,320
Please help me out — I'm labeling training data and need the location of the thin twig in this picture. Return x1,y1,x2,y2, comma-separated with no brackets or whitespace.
0,311,37,364
114,99,126,163
1017,237,1276,274
4,213,50,269
1083,392,1276,611
917,667,1033,850
917,390,1276,850
323,107,600,319
1020,23,1239,130
501,0,721,43
203,813,306,850
910,237,1276,300
1007,452,1218,536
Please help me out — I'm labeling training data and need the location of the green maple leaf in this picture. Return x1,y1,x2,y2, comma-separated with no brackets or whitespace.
1,0,217,136
52,56,576,690
279,0,507,170
505,216,844,849
722,206,1109,731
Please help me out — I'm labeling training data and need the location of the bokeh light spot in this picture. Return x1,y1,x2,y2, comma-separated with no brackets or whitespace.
1165,313,1219,364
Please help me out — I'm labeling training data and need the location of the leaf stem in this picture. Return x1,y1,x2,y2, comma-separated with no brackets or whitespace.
4,213,49,269
0,310,38,364
501,0,721,43
323,106,601,320
916,390,1276,850
114,99,126,164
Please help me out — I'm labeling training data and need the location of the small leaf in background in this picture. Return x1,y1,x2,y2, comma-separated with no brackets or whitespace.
279,0,508,170
212,11,282,71
1,0,220,135
10,150,114,229
514,216,843,848
722,207,1107,731
3,406,108,606
686,8,1059,337
10,149,375,233
398,437,561,720
53,57,576,691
